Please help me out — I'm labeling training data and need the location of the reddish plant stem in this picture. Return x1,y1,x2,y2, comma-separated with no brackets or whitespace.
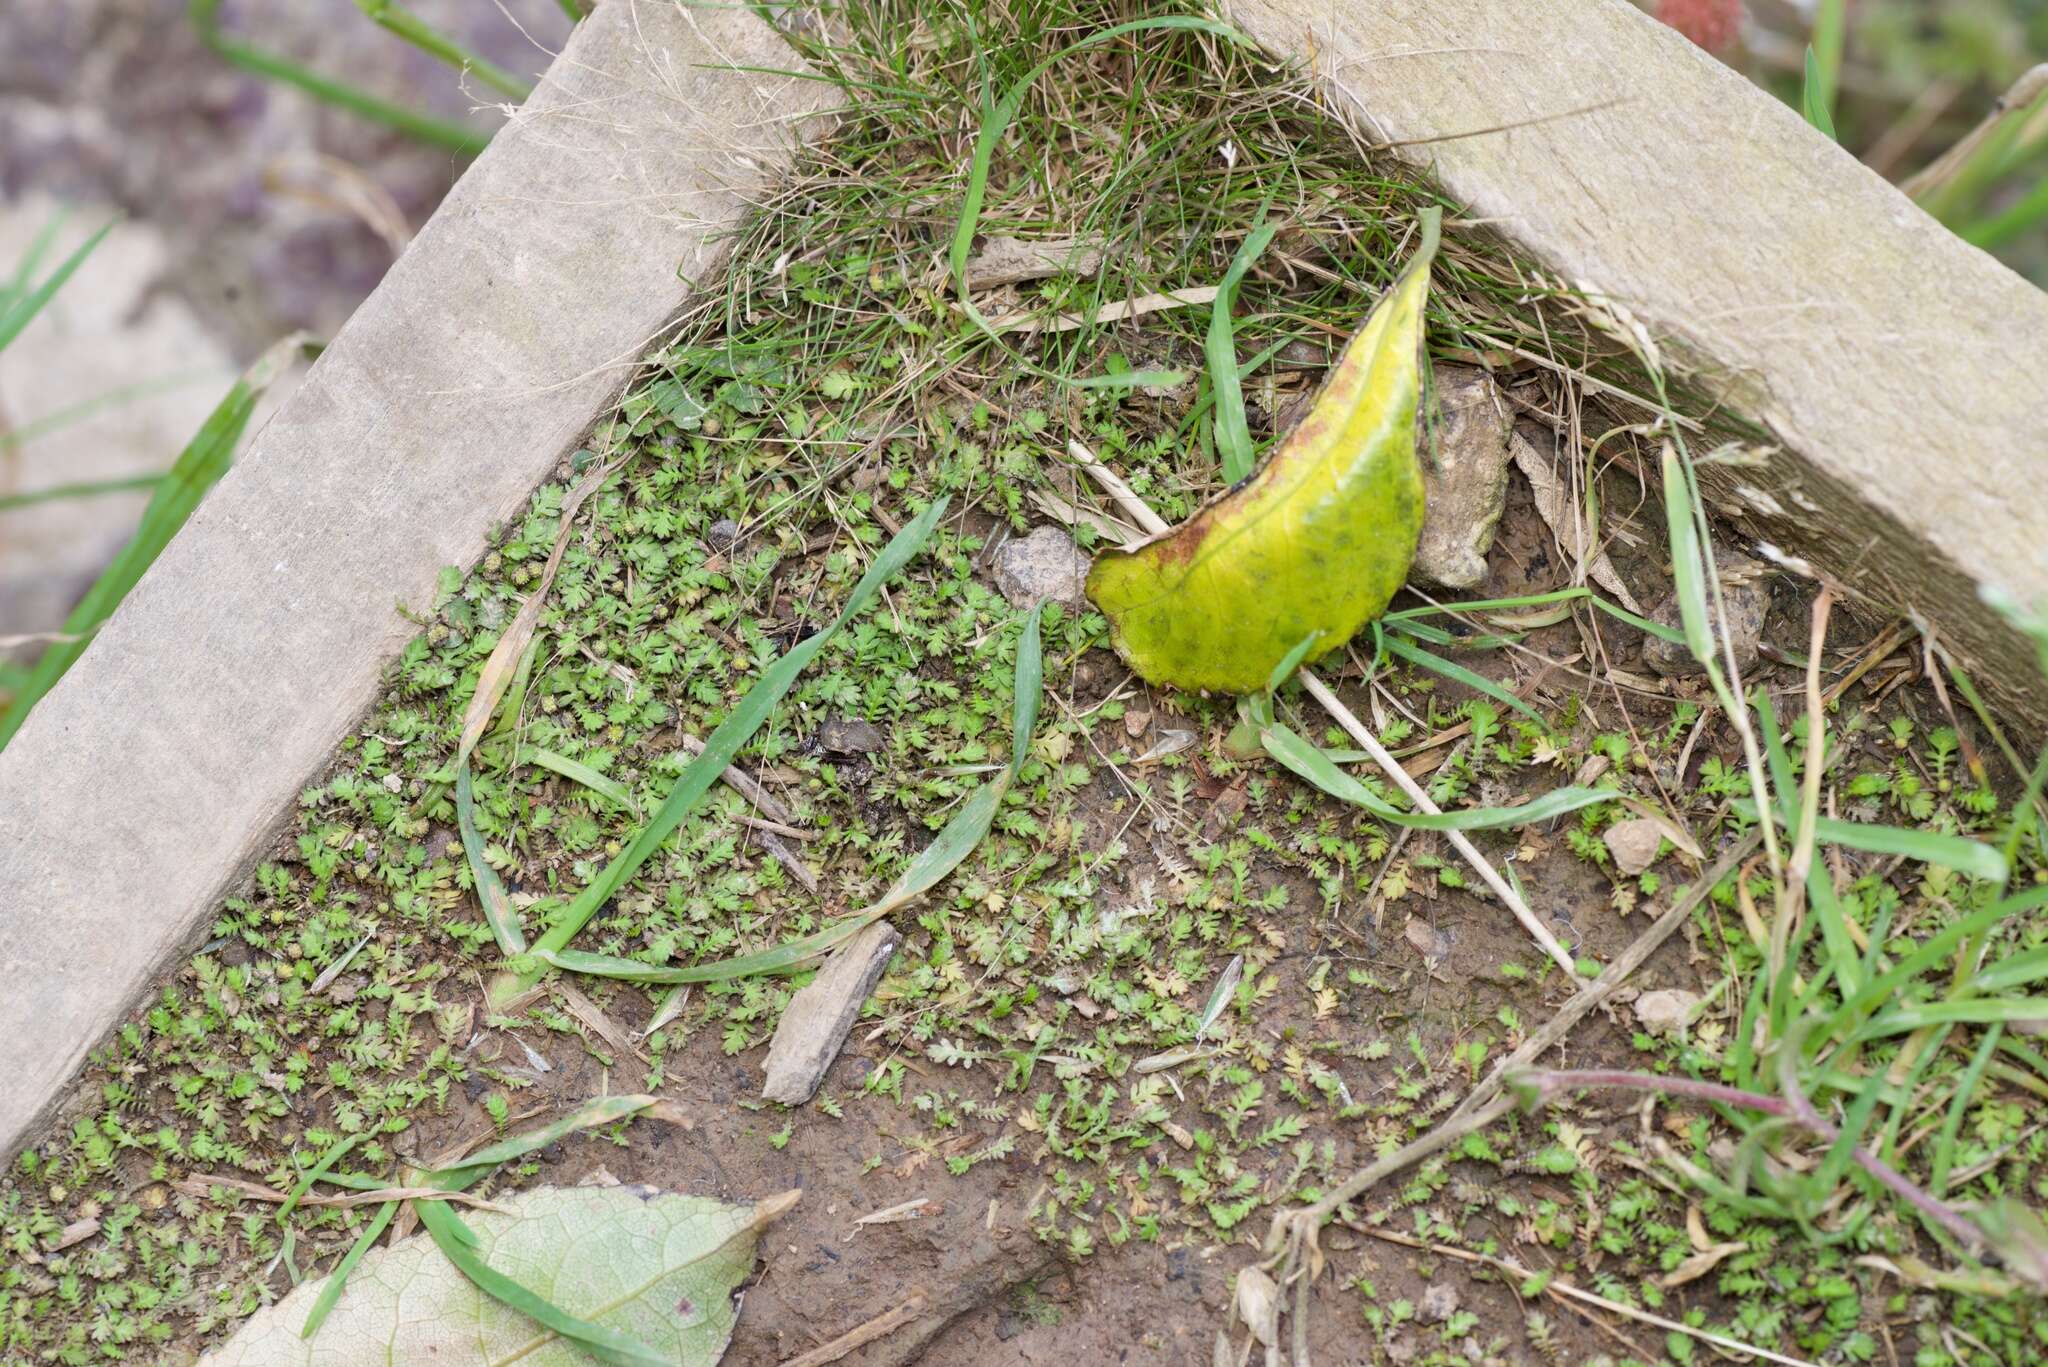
1517,1068,1986,1253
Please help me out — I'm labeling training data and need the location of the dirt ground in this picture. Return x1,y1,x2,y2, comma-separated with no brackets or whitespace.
5,9,2025,1363
10,450,1864,1367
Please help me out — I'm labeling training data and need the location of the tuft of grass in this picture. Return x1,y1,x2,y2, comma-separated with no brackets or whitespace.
0,332,307,748
187,0,491,154
0,217,114,354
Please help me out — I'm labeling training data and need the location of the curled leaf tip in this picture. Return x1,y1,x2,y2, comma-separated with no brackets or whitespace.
1085,215,1439,694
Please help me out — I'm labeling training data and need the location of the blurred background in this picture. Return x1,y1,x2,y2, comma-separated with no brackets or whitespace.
0,0,2042,729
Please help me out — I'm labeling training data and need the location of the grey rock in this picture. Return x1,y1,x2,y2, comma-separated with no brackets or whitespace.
1419,1281,1461,1324
992,526,1090,609
819,716,884,754
760,921,899,1105
1602,818,1664,875
1633,988,1703,1037
1409,364,1512,590
704,517,741,552
961,234,1105,289
1642,551,1769,676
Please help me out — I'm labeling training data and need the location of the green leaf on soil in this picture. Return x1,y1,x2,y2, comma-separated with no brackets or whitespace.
206,1185,798,1365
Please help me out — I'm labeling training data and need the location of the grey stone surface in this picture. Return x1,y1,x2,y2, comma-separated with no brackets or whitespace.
1408,364,1512,591
1642,551,1769,676
0,0,833,1163
992,526,1089,609
761,920,900,1106
820,716,885,755
1228,0,2048,722
961,235,1106,289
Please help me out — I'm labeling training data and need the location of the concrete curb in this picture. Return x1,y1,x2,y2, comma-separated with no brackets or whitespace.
0,0,832,1162
1229,0,2048,721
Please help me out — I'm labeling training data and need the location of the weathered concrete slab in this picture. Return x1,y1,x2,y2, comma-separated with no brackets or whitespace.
0,0,831,1162
1228,0,2048,721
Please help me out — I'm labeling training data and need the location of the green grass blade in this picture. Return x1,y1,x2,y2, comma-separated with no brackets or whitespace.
1659,445,1720,687
540,604,1045,992
1932,1025,2003,1196
1266,632,1322,696
1996,1034,2048,1088
1818,889,2048,1041
1733,801,2007,883
456,765,527,955
487,632,545,747
299,1199,397,1339
189,0,485,153
1801,45,1837,140
1382,633,1543,723
0,473,164,512
522,746,638,814
1808,0,1845,120
0,218,114,354
0,336,300,749
1752,690,1796,820
1754,694,1859,993
352,0,533,101
1809,810,2005,881
1381,618,1519,652
1262,722,1610,830
1208,213,1279,484
1863,999,2048,1035
277,1134,363,1224
430,1095,654,1189
414,1200,665,1367
863,604,1043,920
0,371,221,457
1007,604,1044,774
1196,955,1243,1042
1728,955,1773,1090
1959,175,2048,253
1,214,64,304
947,16,1247,292
1956,947,2048,998
1383,586,1687,644
874,784,1008,918
536,914,882,985
944,16,1247,390
500,499,948,1000
1809,1063,1885,1200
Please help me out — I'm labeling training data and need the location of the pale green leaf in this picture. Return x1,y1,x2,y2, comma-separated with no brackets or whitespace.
205,1185,794,1366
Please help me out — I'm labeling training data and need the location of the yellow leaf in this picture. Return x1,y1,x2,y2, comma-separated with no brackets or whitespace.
1085,211,1439,694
